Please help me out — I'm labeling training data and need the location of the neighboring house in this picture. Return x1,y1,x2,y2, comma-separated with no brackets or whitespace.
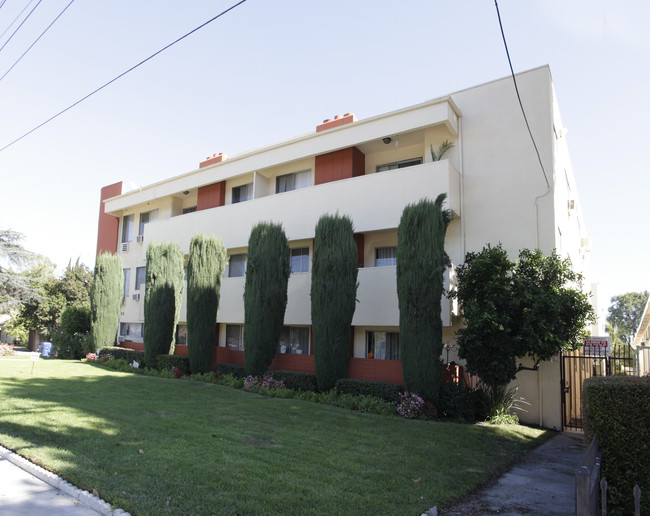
632,297,650,376
96,66,591,429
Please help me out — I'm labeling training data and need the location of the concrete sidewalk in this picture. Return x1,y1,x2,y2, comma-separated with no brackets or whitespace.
439,431,585,515
0,446,129,516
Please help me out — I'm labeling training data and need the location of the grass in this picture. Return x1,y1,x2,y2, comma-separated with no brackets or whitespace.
0,358,551,515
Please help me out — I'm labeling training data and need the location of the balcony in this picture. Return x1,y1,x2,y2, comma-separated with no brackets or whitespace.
146,160,460,251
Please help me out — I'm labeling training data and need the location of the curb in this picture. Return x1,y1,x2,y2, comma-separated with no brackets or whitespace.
0,444,130,515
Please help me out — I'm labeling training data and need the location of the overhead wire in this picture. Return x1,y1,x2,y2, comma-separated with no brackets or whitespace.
0,0,44,54
494,0,550,189
0,0,35,41
0,0,7,11
0,0,248,153
0,0,76,83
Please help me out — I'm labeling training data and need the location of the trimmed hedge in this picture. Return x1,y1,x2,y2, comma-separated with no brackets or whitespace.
335,378,402,403
583,376,650,516
99,346,144,364
268,370,317,392
155,354,190,375
214,363,247,379
437,382,488,421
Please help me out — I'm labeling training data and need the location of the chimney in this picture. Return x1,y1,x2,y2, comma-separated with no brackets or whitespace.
199,152,228,169
316,113,357,132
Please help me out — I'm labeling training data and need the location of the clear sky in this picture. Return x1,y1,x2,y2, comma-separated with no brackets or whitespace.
1,0,648,317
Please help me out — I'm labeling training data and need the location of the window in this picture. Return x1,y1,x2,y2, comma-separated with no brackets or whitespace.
123,268,131,298
226,325,244,351
376,157,422,172
232,183,253,204
276,170,311,193
366,331,399,360
228,254,247,277
176,324,187,346
182,206,197,214
375,246,397,267
139,209,158,236
122,214,134,243
278,326,310,355
135,267,146,291
120,323,144,340
290,247,309,273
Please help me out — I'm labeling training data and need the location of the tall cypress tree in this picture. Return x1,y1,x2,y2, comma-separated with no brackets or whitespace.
90,252,123,350
397,194,452,402
144,242,184,367
243,222,290,376
311,214,358,392
187,234,226,373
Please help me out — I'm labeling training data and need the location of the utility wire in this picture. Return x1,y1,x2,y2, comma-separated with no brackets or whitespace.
494,0,549,189
0,0,76,83
0,0,248,153
0,0,35,41
0,0,44,54
0,0,8,12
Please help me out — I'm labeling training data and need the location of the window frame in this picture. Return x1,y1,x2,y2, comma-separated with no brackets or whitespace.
290,247,310,273
226,324,244,351
366,331,400,360
135,266,146,291
122,214,134,243
376,157,423,173
375,246,397,267
232,183,253,204
276,169,311,193
228,254,247,277
123,268,131,298
138,209,158,236
278,326,310,355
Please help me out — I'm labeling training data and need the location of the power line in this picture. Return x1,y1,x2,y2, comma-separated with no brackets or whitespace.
0,0,76,83
494,0,549,189
0,0,44,54
0,0,8,11
0,0,248,153
0,0,35,41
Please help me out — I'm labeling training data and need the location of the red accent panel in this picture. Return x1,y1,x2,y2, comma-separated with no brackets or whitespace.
347,358,404,384
197,181,226,211
173,345,188,357
315,147,365,185
214,347,245,369
316,113,356,132
121,341,144,351
353,233,365,267
269,353,315,374
96,182,123,257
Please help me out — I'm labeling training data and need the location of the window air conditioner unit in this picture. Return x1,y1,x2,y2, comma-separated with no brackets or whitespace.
137,234,144,244
567,200,575,211
132,293,140,301
121,242,129,253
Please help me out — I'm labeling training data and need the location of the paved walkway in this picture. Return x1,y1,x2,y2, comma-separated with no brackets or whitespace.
439,431,585,515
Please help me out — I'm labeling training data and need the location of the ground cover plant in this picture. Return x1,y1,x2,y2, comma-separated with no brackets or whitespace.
0,359,550,516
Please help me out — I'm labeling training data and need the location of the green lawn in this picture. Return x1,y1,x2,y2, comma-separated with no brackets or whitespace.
0,358,550,515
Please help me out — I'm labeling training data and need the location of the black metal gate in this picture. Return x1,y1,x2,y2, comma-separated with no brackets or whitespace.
561,346,635,431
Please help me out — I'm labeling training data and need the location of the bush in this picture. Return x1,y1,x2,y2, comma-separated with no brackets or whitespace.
60,305,91,335
214,363,246,378
584,376,650,516
99,346,144,365
50,328,86,359
437,382,486,421
155,354,190,375
268,370,317,391
335,378,402,403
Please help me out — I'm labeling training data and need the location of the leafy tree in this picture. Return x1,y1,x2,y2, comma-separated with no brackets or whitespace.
0,229,39,313
144,242,184,367
187,234,227,374
397,194,452,402
59,258,93,307
60,305,91,335
244,222,290,376
606,291,649,345
454,244,595,391
90,253,123,350
311,214,358,392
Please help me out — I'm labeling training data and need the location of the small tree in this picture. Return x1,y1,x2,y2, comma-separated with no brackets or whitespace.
90,253,123,350
187,234,227,374
311,214,358,392
606,291,649,345
243,222,290,377
455,244,595,392
397,194,452,402
144,242,184,367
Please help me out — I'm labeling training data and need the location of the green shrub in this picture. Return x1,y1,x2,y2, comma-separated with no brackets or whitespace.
311,214,358,392
155,354,189,374
217,373,245,389
437,382,487,421
50,328,86,359
583,376,650,516
335,378,402,403
90,253,123,350
101,358,133,372
187,234,227,373
397,194,452,402
214,363,246,378
99,346,145,365
60,305,91,335
268,370,317,391
243,222,290,376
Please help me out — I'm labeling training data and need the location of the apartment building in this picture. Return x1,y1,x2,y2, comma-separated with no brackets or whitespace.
96,66,591,429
